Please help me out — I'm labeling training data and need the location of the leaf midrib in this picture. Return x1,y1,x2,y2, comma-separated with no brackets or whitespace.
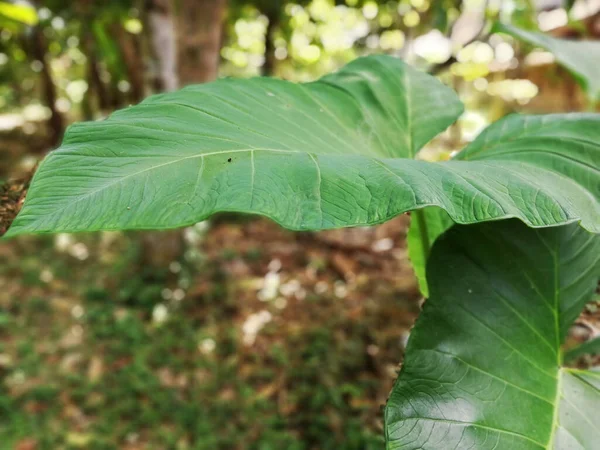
28,147,596,233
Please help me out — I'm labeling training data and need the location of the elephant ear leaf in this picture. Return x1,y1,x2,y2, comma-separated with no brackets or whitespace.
494,22,600,102
407,112,600,297
386,220,600,449
5,55,600,239
5,55,464,237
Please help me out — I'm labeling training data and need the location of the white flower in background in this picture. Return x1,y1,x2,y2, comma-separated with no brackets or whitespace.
315,281,328,294
458,111,488,142
280,279,300,297
169,261,181,273
183,227,200,245
38,7,51,20
71,305,84,319
152,304,169,325
195,221,210,233
0,114,24,131
538,8,567,31
372,238,393,253
39,268,54,283
23,104,51,121
199,338,216,355
334,281,348,299
274,297,287,310
268,258,282,272
494,42,514,64
242,310,272,346
258,271,280,301
172,289,185,302
55,233,74,252
69,242,89,260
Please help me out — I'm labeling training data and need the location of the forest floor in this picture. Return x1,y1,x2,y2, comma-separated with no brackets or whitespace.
0,213,424,450
0,127,598,450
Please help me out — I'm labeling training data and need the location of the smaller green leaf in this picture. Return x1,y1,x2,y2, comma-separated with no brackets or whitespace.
385,220,600,449
455,113,600,205
406,207,453,297
407,111,600,298
494,22,600,102
564,336,600,363
0,1,38,26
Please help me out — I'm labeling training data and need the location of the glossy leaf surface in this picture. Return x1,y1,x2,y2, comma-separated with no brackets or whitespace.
385,220,600,449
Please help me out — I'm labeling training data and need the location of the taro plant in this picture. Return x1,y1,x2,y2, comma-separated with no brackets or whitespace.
5,55,599,448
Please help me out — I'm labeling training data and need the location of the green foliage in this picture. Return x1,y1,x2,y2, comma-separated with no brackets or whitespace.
386,220,600,449
6,55,600,238
4,53,600,449
0,1,38,26
495,23,600,103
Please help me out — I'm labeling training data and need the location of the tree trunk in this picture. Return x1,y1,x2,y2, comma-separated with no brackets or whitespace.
146,0,179,91
262,9,279,76
135,0,227,270
178,0,226,84
113,25,146,104
137,0,185,270
30,26,63,147
75,0,111,115
261,1,284,76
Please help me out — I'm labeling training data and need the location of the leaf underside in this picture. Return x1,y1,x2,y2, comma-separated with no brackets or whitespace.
385,220,600,450
6,55,600,237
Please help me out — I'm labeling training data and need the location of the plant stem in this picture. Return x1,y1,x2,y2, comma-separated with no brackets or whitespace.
414,209,431,258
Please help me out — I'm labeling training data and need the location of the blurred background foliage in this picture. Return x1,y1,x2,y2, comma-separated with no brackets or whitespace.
1,0,600,449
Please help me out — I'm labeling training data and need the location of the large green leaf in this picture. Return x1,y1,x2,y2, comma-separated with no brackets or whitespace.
495,23,600,102
408,111,600,297
5,55,600,237
385,220,600,449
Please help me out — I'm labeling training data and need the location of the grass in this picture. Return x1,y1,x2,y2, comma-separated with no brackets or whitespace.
0,217,419,450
